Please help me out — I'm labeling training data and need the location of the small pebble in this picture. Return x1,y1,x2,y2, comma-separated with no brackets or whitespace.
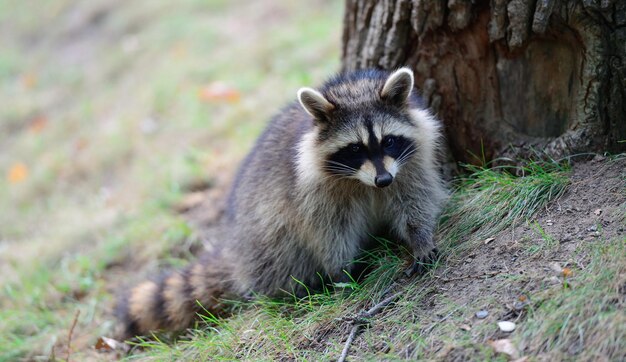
498,321,516,332
475,310,489,319
513,301,526,310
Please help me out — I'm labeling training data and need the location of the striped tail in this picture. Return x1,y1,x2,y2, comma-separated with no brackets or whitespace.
116,252,236,339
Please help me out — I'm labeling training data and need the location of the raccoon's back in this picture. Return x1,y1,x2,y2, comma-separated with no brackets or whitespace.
225,103,312,222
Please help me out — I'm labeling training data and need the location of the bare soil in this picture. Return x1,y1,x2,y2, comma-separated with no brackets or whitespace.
432,158,624,312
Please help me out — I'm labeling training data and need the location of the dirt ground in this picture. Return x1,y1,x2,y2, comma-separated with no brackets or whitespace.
412,157,624,358
430,157,624,310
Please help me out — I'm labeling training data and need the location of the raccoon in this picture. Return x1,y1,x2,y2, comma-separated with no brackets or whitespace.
117,67,447,338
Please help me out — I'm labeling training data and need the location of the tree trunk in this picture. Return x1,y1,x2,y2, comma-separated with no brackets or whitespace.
342,0,626,164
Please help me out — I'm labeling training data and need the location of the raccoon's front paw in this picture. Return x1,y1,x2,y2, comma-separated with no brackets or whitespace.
405,247,439,277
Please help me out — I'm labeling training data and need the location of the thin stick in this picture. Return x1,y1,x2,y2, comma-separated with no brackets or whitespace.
66,310,80,362
362,291,401,317
337,290,401,362
338,325,360,362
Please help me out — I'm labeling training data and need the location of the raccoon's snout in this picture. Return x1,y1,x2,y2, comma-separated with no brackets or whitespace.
375,172,393,188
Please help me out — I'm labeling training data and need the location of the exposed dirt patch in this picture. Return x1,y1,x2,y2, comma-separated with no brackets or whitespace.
431,157,624,311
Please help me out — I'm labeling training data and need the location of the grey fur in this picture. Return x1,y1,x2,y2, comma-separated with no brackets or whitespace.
225,67,447,295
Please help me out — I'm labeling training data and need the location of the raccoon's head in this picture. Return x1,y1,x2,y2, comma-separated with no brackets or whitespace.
297,67,430,189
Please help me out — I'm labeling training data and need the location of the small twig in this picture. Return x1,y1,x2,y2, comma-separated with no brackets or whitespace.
435,270,502,283
66,310,80,362
338,290,401,362
378,283,396,298
338,324,360,362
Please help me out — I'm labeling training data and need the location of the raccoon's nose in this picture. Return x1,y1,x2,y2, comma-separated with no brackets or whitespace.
375,173,393,188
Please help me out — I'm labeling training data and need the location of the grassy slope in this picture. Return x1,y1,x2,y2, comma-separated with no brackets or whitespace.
1,1,624,361
0,0,341,360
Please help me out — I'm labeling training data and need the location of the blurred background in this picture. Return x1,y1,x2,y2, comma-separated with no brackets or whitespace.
0,0,341,358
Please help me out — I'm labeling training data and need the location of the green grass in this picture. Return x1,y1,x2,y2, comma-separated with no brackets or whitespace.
438,161,570,255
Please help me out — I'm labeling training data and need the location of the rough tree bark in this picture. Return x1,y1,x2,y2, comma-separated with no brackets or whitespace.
342,0,626,163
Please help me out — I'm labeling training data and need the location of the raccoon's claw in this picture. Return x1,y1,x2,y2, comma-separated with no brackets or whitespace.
404,248,439,277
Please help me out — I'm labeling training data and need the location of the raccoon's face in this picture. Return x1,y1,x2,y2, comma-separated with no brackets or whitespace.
297,68,418,188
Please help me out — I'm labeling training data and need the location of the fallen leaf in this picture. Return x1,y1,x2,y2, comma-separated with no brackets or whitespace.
562,267,572,277
459,323,472,331
488,338,519,359
74,138,89,152
518,295,527,302
95,337,112,351
7,162,28,183
21,72,37,89
483,237,495,245
593,208,602,216
497,321,516,332
29,116,48,133
95,336,129,352
332,282,355,289
198,82,241,103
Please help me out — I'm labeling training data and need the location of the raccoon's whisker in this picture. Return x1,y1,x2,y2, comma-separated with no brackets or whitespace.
323,165,356,174
398,153,415,166
325,167,356,175
397,146,415,162
397,148,417,165
326,160,358,171
324,167,354,174
324,164,353,170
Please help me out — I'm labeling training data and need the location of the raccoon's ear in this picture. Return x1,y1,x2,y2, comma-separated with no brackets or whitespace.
297,87,334,123
381,67,414,106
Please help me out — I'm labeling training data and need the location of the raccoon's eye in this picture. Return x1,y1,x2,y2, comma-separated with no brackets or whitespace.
350,144,362,153
383,136,396,148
